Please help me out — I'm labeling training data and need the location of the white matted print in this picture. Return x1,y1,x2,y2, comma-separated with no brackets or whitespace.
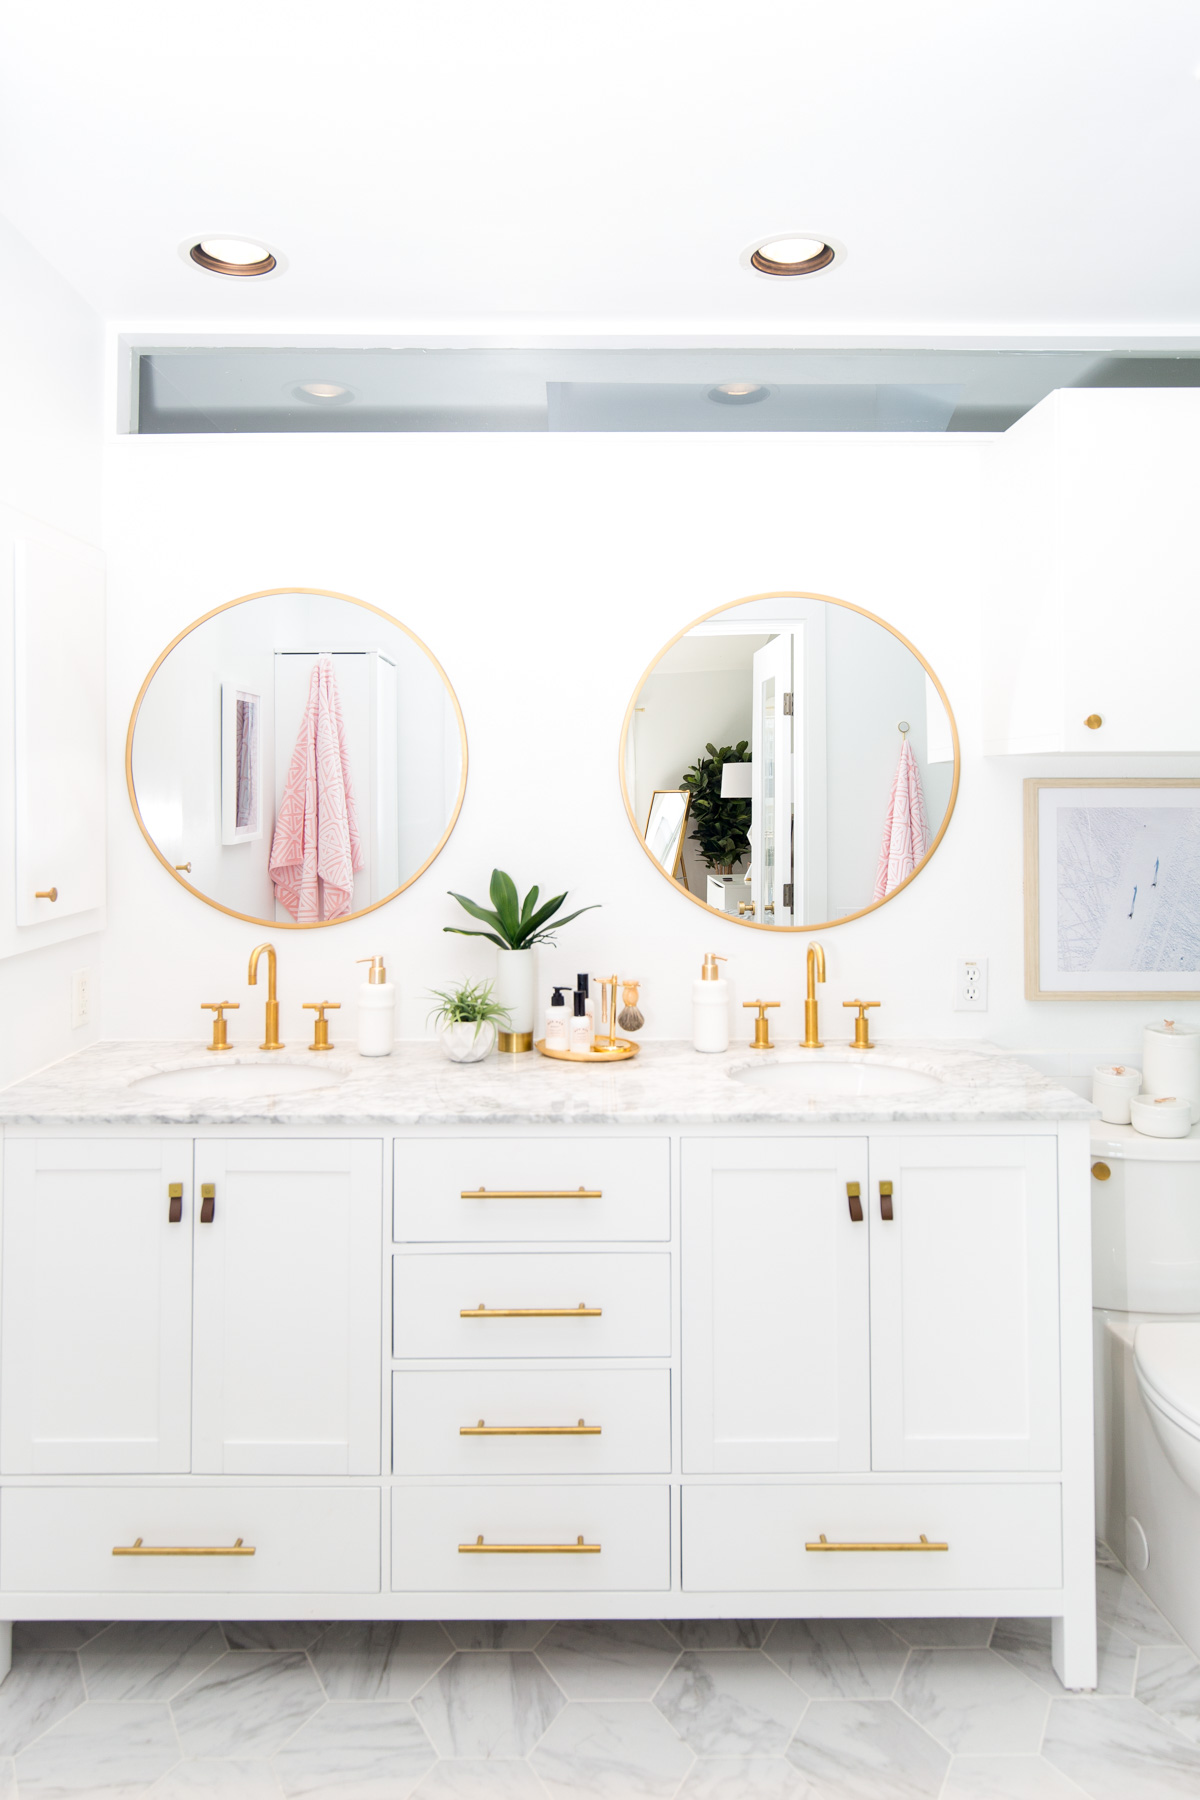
1025,779,1200,999
221,682,262,844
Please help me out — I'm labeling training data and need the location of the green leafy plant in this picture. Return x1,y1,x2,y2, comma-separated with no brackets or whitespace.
682,741,751,870
444,869,600,951
425,979,511,1039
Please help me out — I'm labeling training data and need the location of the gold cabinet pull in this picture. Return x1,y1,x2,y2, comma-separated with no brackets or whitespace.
461,1186,602,1200
806,1532,948,1553
168,1182,183,1224
879,1179,894,1222
34,888,58,902
461,1302,601,1318
460,1418,601,1436
1092,1161,1112,1181
1084,714,1103,730
846,1182,863,1224
200,1183,215,1224
459,1534,600,1554
113,1536,255,1557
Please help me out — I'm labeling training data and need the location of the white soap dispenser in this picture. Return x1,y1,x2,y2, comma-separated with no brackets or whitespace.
545,985,571,1053
693,952,729,1053
356,955,395,1057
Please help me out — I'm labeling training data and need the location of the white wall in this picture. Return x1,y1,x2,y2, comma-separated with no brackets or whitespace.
0,217,103,1088
100,421,1200,1056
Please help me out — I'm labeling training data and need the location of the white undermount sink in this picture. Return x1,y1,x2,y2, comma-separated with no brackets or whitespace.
731,1055,942,1098
130,1061,348,1100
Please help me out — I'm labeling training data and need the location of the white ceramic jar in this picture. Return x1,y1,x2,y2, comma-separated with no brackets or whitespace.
1143,1021,1200,1123
1092,1064,1143,1125
439,1020,497,1063
1130,1093,1193,1140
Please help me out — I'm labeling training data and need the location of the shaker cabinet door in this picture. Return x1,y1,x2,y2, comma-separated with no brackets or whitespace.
681,1138,870,1473
1,1140,193,1473
192,1139,382,1476
868,1136,1061,1472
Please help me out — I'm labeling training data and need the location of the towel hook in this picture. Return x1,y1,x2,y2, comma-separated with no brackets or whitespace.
897,720,910,735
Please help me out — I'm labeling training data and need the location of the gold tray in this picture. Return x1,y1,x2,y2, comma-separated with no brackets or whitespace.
535,1037,640,1064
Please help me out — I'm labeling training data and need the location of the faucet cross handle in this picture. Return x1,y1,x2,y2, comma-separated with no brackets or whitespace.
743,999,780,1051
843,999,880,1050
201,1001,240,1054
303,1001,341,1053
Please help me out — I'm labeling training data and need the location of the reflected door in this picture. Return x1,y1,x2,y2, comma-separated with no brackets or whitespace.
751,634,795,925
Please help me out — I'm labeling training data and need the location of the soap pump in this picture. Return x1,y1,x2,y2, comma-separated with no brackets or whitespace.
545,985,571,1052
693,952,729,1053
355,955,395,1057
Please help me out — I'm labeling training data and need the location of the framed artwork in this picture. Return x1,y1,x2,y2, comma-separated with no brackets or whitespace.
644,789,690,885
221,682,262,844
1024,778,1200,999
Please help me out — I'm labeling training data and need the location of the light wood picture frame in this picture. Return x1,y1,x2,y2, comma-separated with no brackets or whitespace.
1024,777,1200,999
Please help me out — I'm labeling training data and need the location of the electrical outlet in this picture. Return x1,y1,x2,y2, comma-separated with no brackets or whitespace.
71,968,91,1029
954,958,988,1012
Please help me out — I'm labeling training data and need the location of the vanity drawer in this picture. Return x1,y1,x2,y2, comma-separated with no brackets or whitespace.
0,1486,380,1593
393,1252,671,1358
683,1483,1063,1592
394,1138,670,1242
393,1369,671,1474
392,1483,669,1591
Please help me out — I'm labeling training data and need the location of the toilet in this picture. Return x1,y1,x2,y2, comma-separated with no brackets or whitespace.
1092,1120,1200,1653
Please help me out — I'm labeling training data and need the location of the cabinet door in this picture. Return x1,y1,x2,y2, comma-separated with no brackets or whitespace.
192,1140,382,1475
681,1138,869,1473
1,1140,192,1473
869,1136,1061,1471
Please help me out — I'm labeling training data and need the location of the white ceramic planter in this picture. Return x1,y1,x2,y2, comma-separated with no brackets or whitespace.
494,947,535,1052
439,1020,497,1064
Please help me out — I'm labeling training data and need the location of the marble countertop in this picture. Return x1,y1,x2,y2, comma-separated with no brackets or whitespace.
0,1038,1097,1128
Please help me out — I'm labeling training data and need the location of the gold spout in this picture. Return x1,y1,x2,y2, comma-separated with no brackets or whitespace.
803,942,826,1048
248,943,283,1050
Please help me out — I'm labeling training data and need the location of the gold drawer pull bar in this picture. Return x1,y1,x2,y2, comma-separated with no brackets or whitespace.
462,1186,602,1199
113,1536,255,1557
806,1533,948,1553
459,1534,600,1554
461,1418,601,1436
461,1302,602,1318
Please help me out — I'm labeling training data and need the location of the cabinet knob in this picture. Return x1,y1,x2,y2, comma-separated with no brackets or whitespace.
1091,1161,1112,1182
1084,714,1103,730
34,888,58,902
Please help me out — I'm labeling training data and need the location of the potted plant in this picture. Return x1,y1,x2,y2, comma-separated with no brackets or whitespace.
426,980,511,1063
445,870,599,1053
681,740,751,871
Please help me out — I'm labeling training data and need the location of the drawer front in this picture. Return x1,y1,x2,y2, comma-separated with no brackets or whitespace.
392,1484,669,1591
683,1483,1063,1592
393,1369,671,1474
394,1138,670,1243
1,1486,380,1593
393,1253,671,1358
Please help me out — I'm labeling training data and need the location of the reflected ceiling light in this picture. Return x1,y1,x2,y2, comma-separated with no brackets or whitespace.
297,382,349,400
741,232,844,280
708,383,769,405
187,235,279,277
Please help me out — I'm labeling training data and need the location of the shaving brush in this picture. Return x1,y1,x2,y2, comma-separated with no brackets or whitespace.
617,980,644,1033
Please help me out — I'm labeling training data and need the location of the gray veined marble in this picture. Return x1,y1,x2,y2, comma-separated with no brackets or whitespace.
1095,1565,1181,1647
1041,1696,1200,1798
410,1652,565,1759
79,1621,228,1703
0,1037,1096,1129
941,1756,1088,1798
786,1699,949,1800
1135,1646,1200,1745
653,1651,806,1756
766,1619,909,1700
675,1757,815,1798
13,1625,111,1655
535,1620,681,1700
440,1623,551,1653
170,1652,325,1759
13,1701,177,1799
888,1619,996,1649
0,1653,85,1757
147,1760,282,1798
221,1622,329,1652
664,1621,775,1651
895,1648,1050,1754
273,1701,436,1800
530,1699,694,1799
412,1761,548,1798
309,1622,454,1701
991,1616,1137,1698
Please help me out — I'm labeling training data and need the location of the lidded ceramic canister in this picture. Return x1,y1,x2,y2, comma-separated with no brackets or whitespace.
1130,1093,1193,1140
1143,1021,1200,1124
1092,1064,1142,1126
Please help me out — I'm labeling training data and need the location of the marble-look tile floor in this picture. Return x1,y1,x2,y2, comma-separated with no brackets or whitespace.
1,1550,1199,1797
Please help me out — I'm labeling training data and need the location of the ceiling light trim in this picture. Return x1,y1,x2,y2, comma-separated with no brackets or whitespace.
740,232,846,282
180,235,288,281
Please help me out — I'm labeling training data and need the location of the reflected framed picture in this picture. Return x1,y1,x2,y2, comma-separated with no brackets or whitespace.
644,789,690,885
221,682,262,844
1025,778,1200,999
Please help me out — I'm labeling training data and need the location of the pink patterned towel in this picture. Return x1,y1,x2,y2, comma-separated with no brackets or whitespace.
269,657,364,921
873,735,930,901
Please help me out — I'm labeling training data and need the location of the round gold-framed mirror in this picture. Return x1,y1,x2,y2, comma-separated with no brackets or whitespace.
126,586,468,928
620,589,959,931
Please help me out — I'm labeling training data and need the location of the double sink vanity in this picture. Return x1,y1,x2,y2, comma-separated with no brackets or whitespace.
0,1033,1099,1690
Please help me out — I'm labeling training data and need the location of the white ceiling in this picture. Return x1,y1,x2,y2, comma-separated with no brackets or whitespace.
2,0,1198,336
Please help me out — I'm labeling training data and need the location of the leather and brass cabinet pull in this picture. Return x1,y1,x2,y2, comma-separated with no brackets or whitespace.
459,1535,600,1555
806,1533,948,1553
880,1179,895,1222
200,1183,216,1225
113,1536,254,1557
846,1182,864,1224
462,1186,602,1200
460,1302,601,1319
461,1419,601,1437
168,1182,183,1225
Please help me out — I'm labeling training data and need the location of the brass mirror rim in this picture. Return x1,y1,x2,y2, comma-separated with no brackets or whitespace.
125,585,469,929
618,588,960,933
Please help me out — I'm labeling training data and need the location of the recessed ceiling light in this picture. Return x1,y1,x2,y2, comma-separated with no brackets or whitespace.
296,382,349,401
187,236,279,277
708,383,769,405
741,232,845,281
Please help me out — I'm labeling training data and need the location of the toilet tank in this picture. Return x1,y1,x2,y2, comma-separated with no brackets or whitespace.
1091,1124,1200,1312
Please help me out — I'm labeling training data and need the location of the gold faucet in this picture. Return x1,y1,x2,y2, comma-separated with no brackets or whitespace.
248,943,283,1050
803,941,826,1047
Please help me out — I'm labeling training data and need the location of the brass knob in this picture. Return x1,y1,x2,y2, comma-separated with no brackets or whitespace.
843,999,880,1050
34,888,58,902
743,999,780,1049
174,862,192,873
304,1000,341,1052
201,1001,239,1052
1085,714,1103,730
1091,1161,1112,1182
738,901,756,915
